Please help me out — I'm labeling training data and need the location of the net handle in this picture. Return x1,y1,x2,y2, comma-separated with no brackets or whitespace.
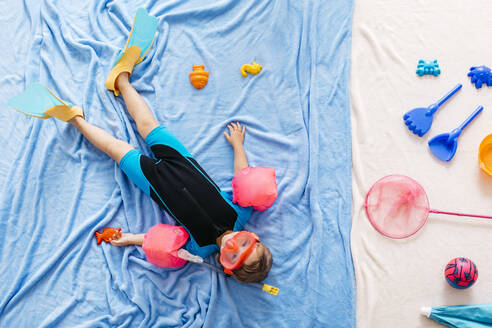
430,209,492,219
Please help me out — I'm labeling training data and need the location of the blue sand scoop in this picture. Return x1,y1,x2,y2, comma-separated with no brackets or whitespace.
403,84,462,137
428,106,483,162
8,83,69,119
113,8,158,66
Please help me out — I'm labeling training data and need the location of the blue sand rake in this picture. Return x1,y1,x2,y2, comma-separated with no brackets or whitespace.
403,84,462,137
428,106,483,162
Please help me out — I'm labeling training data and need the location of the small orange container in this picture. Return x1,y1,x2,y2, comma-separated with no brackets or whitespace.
478,134,492,176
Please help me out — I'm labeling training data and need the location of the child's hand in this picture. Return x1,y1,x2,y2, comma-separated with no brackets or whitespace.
109,230,134,246
224,122,246,148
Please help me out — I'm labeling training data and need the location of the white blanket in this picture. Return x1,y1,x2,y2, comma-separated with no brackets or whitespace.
351,1,492,326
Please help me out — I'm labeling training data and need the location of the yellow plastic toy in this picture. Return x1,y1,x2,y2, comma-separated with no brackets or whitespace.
189,65,209,89
241,61,262,77
262,283,279,295
478,134,492,176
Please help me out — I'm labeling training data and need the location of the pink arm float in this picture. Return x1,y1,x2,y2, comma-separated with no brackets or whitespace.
142,224,189,268
232,166,278,211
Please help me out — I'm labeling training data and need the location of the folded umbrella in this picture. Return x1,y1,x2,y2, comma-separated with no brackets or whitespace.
421,304,492,327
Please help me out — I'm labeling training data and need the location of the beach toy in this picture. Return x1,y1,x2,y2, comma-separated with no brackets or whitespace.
467,65,492,89
403,84,462,137
8,83,84,121
364,175,492,239
232,166,277,211
189,65,209,89
94,227,121,245
478,134,492,176
106,8,158,96
142,224,189,268
241,61,262,77
444,257,478,289
428,106,483,162
416,59,440,76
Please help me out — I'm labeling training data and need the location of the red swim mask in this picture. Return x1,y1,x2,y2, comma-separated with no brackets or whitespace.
220,231,259,275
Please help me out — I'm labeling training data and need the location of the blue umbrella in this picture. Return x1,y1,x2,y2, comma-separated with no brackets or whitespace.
421,304,492,327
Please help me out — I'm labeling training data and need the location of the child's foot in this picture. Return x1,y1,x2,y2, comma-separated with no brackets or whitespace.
105,46,141,96
44,105,84,122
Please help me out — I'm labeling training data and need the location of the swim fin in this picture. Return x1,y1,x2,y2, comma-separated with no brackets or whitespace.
114,8,158,66
106,8,158,96
105,45,141,96
8,83,84,121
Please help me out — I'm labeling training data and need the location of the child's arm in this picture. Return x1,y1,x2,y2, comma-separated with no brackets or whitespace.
110,230,145,246
224,122,248,174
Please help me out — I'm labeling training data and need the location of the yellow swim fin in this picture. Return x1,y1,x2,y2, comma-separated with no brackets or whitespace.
105,45,141,96
106,8,158,96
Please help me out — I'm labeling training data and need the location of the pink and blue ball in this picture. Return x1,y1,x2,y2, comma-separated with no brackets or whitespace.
444,257,478,289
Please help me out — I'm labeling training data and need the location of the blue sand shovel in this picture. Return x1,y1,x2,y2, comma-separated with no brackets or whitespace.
428,106,483,162
403,84,462,137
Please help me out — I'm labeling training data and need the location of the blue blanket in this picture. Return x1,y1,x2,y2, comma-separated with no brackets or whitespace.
0,1,354,327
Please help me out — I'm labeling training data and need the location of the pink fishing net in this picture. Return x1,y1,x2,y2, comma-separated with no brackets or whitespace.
365,175,430,238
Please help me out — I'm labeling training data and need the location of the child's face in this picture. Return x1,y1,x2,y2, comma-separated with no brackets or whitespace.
220,231,261,265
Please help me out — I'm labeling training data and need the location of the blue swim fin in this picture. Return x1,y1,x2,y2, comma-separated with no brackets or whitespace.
8,83,65,119
8,83,83,121
113,8,158,66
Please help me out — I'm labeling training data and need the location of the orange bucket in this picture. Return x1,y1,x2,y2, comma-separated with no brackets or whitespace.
478,134,492,176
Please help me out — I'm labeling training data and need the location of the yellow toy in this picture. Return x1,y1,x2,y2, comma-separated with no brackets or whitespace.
241,61,262,77
262,283,279,295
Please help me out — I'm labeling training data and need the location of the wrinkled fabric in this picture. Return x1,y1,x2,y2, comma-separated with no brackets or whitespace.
0,0,354,327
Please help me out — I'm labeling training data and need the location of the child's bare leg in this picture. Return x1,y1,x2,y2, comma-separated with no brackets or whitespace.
116,72,159,140
68,116,133,164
